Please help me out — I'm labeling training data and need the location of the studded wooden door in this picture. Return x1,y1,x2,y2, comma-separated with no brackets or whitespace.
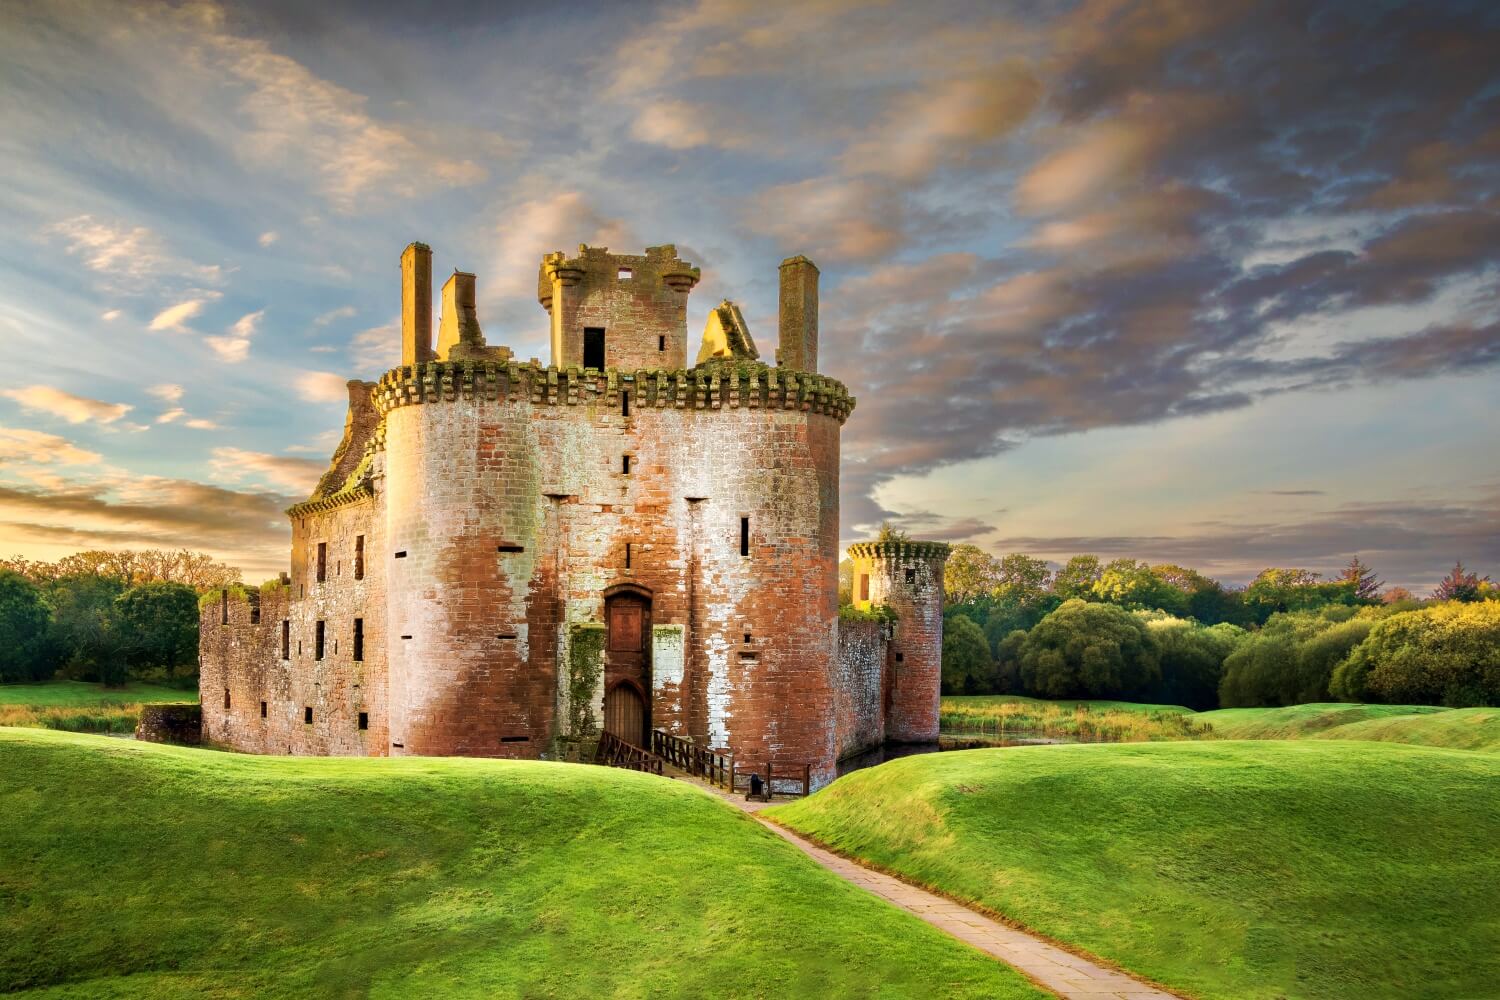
604,683,646,745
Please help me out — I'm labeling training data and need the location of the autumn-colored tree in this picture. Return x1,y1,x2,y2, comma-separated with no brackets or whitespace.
1338,557,1383,601
1,549,241,592
943,544,1001,606
1051,554,1102,600
1431,561,1491,603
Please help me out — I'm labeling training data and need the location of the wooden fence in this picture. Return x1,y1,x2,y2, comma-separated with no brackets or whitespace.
595,731,664,775
652,729,733,788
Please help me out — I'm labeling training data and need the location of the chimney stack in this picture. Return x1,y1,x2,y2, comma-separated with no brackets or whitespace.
776,255,819,372
436,271,483,359
401,242,434,366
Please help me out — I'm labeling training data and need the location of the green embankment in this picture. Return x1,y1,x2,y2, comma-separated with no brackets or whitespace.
0,680,197,733
1193,703,1500,751
770,740,1500,1000
0,728,1044,1000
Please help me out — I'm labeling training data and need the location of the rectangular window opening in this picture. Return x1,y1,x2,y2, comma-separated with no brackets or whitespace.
739,516,750,557
622,454,631,475
220,589,228,625
223,688,231,710
859,573,870,602
281,619,290,660
248,592,261,625
260,701,267,719
622,390,630,417
743,632,752,644
895,652,905,663
352,618,364,662
394,550,407,559
304,706,313,725
625,542,632,569
496,632,518,640
501,735,530,743
739,650,757,660
354,535,365,580
617,267,632,280
904,567,916,585
658,334,666,352
298,639,302,656
497,544,524,553
316,541,327,582
583,327,606,370
315,620,325,661
358,711,369,731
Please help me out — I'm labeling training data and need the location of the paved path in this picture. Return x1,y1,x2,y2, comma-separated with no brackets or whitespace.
685,773,1181,1000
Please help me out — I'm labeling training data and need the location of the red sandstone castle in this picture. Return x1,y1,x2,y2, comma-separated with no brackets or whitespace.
200,241,949,787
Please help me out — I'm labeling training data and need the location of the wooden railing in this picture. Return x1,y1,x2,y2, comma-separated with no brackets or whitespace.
731,761,812,800
652,729,733,788
595,731,664,775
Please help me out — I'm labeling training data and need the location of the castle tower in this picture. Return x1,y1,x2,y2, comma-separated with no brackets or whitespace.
847,540,950,743
537,244,700,371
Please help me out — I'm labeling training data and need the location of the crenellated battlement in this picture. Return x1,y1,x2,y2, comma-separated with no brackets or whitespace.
846,540,952,562
369,359,856,422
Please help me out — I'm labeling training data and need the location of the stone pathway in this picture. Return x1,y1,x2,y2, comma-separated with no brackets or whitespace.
686,774,1182,1000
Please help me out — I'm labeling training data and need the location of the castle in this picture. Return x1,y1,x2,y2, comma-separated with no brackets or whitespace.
199,241,949,788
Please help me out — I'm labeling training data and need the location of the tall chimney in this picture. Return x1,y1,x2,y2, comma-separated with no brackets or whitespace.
436,271,483,359
777,255,819,372
401,242,434,366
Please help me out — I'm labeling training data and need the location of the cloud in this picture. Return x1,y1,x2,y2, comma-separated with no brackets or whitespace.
294,371,351,403
101,309,121,321
210,447,323,494
44,215,223,294
745,177,906,262
0,426,102,466
156,408,185,424
149,298,206,331
348,322,400,375
2,385,132,425
230,309,263,338
147,384,184,403
314,305,356,326
258,231,278,247
183,418,219,430
202,308,263,363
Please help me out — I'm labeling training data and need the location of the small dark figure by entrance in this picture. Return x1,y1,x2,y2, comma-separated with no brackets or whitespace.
747,771,768,802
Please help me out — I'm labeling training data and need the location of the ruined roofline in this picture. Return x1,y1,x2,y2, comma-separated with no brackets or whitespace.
847,540,952,562
369,358,855,422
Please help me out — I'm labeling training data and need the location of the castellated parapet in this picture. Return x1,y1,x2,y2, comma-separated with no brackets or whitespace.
199,239,946,789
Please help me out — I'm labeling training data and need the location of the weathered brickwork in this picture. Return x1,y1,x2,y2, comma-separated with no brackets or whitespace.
199,241,946,789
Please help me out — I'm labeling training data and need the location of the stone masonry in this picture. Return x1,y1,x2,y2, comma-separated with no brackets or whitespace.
198,240,949,789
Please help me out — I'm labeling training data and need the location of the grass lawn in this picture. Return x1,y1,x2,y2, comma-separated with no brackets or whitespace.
0,680,197,734
946,695,1194,715
769,740,1500,1000
0,728,1045,1000
1192,703,1500,752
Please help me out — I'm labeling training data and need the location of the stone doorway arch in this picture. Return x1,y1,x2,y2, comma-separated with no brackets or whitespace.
603,584,652,745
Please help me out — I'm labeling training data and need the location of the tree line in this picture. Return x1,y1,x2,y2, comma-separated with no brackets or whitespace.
0,550,242,687
929,547,1498,711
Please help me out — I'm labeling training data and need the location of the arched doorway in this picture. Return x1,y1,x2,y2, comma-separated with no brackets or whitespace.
603,585,651,745
604,681,646,745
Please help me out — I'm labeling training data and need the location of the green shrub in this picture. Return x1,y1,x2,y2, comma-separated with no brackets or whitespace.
941,615,992,694
1018,599,1160,699
1332,601,1500,706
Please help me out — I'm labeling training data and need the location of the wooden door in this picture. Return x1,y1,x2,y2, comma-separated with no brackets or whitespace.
604,683,645,744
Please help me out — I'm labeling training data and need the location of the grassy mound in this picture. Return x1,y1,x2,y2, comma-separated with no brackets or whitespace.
770,740,1500,1000
0,681,197,734
0,729,1043,999
1192,702,1450,739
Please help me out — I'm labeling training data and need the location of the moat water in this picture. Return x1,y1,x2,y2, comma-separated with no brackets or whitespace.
835,730,1081,778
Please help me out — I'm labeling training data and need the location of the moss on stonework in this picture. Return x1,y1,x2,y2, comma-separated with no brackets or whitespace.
198,584,255,609
568,623,606,737
839,603,898,624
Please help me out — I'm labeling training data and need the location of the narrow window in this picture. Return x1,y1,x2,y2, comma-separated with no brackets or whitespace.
354,535,365,580
353,618,364,662
315,620,325,660
859,573,870,602
744,632,752,644
394,550,407,559
223,688,231,710
281,619,290,660
298,639,303,656
220,589,228,625
248,592,261,624
625,542,632,569
497,543,525,553
622,454,631,475
304,706,313,725
904,567,916,585
739,516,750,557
316,542,327,582
622,390,630,417
501,735,530,743
658,334,666,352
358,711,369,731
260,701,267,719
617,267,632,280
583,327,606,370
895,652,905,663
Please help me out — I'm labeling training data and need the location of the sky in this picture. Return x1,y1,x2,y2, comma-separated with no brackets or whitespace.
0,0,1496,592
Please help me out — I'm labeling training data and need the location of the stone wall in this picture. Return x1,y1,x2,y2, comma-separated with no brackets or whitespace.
832,618,888,761
136,703,202,745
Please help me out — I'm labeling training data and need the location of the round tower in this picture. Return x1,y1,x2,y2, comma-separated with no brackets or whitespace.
847,539,950,743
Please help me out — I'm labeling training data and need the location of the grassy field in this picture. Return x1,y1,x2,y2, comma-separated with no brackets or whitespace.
0,680,197,734
770,740,1500,1000
940,695,1206,743
0,728,1045,999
